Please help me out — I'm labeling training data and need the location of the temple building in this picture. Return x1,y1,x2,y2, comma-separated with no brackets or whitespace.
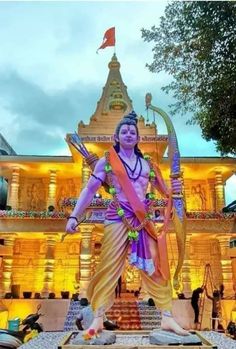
0,53,236,308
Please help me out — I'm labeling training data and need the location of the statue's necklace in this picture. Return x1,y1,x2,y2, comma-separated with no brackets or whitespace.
118,155,142,181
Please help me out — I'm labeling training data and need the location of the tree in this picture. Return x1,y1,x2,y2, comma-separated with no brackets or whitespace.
141,1,236,155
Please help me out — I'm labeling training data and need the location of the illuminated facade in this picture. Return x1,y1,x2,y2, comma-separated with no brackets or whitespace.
0,54,236,301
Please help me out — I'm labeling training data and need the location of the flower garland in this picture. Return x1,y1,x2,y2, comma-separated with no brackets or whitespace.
0,210,66,219
186,211,236,219
61,197,167,208
61,198,111,208
105,152,157,241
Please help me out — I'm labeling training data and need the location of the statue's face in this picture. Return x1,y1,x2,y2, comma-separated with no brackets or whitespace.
116,124,138,149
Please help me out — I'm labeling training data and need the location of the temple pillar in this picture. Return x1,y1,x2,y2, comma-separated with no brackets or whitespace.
41,234,58,298
7,167,20,210
208,179,216,211
217,235,234,297
183,179,192,211
181,234,192,297
231,258,236,295
0,235,16,298
79,224,94,296
90,237,96,277
47,170,57,209
215,171,225,211
81,159,91,191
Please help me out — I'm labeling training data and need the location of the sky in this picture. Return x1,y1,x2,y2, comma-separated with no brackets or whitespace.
0,1,235,203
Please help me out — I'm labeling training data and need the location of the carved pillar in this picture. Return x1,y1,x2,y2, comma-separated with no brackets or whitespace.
217,235,233,297
90,237,96,277
0,235,16,298
41,234,58,298
81,159,90,191
7,168,20,210
183,179,192,211
208,179,216,211
181,234,192,297
231,258,236,294
47,170,57,209
215,171,225,211
79,225,94,296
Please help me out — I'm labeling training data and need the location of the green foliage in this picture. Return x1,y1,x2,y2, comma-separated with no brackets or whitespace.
141,1,236,155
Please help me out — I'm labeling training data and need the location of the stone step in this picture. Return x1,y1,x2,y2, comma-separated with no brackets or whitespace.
110,314,140,319
139,315,161,320
107,310,139,316
119,323,141,330
110,305,138,309
118,319,141,324
138,309,160,314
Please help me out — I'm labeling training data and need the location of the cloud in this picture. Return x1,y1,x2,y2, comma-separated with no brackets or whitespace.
0,69,101,155
0,66,221,157
0,1,223,158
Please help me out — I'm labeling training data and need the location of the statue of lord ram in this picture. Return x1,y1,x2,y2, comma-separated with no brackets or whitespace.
65,93,187,340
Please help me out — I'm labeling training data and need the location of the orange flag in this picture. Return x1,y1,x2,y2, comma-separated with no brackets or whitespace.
97,27,115,52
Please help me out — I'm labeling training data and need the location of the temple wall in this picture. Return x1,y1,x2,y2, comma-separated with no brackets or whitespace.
9,238,81,298
2,232,233,298
190,239,222,289
18,178,47,211
17,177,81,211
55,178,80,210
166,235,223,292
54,241,81,296
12,239,44,296
184,179,211,211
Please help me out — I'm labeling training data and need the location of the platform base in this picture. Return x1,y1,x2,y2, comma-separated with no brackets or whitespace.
58,330,217,348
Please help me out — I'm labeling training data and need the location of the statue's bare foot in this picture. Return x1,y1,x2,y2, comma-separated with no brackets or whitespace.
84,316,103,336
161,315,189,336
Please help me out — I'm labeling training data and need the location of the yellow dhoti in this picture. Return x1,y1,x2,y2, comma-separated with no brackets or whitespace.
86,220,172,315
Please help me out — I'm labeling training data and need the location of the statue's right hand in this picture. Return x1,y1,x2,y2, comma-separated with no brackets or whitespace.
66,217,78,233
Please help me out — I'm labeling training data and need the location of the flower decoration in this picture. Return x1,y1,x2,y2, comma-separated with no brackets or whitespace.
82,328,99,341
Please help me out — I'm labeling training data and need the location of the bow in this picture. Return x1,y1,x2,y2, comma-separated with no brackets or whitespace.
145,93,186,290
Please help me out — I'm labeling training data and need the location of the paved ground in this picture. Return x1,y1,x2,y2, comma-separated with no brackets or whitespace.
19,331,236,349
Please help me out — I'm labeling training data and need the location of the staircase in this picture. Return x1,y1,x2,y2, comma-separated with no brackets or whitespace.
63,299,161,331
137,301,161,330
106,300,141,330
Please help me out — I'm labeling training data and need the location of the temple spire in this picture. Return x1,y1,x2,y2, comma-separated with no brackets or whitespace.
79,54,133,133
